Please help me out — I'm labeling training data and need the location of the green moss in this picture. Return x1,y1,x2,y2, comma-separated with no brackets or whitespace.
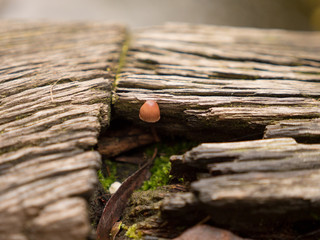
111,91,119,105
141,155,171,190
97,160,117,191
112,34,130,90
141,141,197,190
124,224,142,239
178,177,185,183
109,31,131,107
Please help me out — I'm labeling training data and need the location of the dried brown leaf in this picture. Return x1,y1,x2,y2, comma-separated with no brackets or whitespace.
96,149,157,240
110,221,122,240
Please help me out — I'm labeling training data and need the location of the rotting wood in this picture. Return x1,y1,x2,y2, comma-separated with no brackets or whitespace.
1,21,320,240
264,118,320,143
119,185,190,239
163,137,320,239
98,127,156,157
114,23,320,142
170,137,320,173
0,21,126,240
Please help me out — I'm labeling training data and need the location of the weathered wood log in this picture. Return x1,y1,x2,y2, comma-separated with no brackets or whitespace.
0,21,126,240
2,21,320,240
98,127,156,157
114,23,320,141
164,138,320,239
170,138,320,173
264,118,320,143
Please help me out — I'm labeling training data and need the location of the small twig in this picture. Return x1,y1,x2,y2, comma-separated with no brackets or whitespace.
195,216,211,226
150,147,158,163
106,166,111,177
151,126,160,142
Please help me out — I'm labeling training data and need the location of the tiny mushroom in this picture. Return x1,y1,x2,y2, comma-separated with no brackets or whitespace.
109,181,121,194
139,100,160,123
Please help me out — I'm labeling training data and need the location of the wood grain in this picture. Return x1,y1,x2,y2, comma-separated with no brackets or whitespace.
264,118,320,143
0,21,126,240
2,21,320,240
165,138,320,239
114,23,320,142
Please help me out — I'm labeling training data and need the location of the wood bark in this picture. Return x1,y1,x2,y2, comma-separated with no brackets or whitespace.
98,127,156,157
1,21,320,240
264,118,320,143
164,138,320,239
0,21,126,240
114,23,320,142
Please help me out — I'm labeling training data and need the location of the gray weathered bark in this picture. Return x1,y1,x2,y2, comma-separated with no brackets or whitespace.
264,118,320,143
164,138,320,239
0,21,126,240
1,21,320,240
114,23,320,142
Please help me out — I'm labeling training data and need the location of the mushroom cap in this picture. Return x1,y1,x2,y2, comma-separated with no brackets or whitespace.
139,100,160,123
109,181,121,194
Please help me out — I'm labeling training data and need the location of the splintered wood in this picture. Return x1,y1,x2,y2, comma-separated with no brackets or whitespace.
1,21,320,240
0,22,126,240
111,23,320,240
165,138,320,239
114,23,320,141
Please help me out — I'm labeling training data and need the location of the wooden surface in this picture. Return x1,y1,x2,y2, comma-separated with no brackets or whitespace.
114,23,320,142
165,138,320,239
0,21,126,240
171,138,320,173
264,118,320,143
1,21,320,240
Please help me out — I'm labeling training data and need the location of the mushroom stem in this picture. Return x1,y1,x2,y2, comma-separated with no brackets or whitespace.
151,126,160,142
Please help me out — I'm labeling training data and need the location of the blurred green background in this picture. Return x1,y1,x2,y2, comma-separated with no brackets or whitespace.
0,0,319,30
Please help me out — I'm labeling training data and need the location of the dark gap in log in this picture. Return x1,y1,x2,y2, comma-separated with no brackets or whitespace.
137,58,159,65
195,201,320,240
89,181,110,229
293,136,320,143
110,108,267,144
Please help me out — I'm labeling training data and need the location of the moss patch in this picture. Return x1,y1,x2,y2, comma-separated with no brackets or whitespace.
124,224,143,239
98,159,117,191
141,154,171,190
141,141,197,190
